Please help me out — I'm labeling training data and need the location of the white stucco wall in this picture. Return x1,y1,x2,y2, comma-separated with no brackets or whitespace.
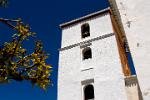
93,35,127,100
58,13,128,100
61,13,113,48
113,0,150,99
58,46,82,100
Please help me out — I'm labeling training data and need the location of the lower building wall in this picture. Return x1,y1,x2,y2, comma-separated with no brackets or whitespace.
58,35,129,100
94,78,127,100
93,35,128,100
58,47,82,100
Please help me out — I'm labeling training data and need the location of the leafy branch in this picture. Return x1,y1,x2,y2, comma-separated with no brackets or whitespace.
0,18,52,90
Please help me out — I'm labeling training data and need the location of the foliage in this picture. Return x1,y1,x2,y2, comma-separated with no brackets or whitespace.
0,18,52,90
0,0,8,7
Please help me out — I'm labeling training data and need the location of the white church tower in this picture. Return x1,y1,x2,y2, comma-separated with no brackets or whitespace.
58,8,142,100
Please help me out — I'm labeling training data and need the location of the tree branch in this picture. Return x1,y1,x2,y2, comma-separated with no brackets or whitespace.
16,53,34,65
20,63,39,74
11,34,23,60
0,18,16,29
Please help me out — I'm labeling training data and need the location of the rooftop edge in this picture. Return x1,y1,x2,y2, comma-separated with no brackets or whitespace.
59,7,111,29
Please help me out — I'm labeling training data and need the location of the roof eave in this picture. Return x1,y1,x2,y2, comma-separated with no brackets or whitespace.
60,7,111,29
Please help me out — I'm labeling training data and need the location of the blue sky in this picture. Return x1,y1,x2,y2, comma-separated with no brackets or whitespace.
0,0,109,100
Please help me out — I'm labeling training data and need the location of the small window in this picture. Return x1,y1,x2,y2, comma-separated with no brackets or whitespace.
81,23,90,38
84,84,94,100
82,47,92,60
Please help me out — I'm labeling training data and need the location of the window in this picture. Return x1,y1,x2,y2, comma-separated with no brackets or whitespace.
81,23,90,38
84,84,94,100
82,47,92,60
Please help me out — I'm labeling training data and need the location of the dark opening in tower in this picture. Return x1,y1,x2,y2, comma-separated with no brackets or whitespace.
82,47,92,60
84,84,94,100
81,23,90,38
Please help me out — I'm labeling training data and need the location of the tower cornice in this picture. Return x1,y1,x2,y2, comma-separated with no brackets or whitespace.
59,32,114,51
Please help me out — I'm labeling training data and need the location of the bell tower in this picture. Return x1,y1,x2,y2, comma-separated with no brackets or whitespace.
58,8,132,100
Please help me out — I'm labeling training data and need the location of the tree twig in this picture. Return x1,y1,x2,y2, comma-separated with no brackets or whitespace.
0,18,16,29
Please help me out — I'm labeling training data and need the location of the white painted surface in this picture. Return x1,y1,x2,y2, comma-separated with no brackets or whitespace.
93,36,127,100
126,84,139,100
58,13,128,100
113,0,150,99
61,13,113,48
124,75,141,100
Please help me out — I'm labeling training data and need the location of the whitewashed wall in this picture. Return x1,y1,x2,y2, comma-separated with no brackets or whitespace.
58,13,128,100
61,13,113,48
93,35,127,100
113,0,150,99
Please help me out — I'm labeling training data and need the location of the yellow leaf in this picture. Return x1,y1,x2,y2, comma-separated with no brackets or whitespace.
46,65,52,69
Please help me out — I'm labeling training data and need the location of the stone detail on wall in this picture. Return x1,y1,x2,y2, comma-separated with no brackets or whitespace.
125,75,137,87
59,33,114,51
80,42,92,49
81,68,94,72
144,88,150,97
81,79,94,85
